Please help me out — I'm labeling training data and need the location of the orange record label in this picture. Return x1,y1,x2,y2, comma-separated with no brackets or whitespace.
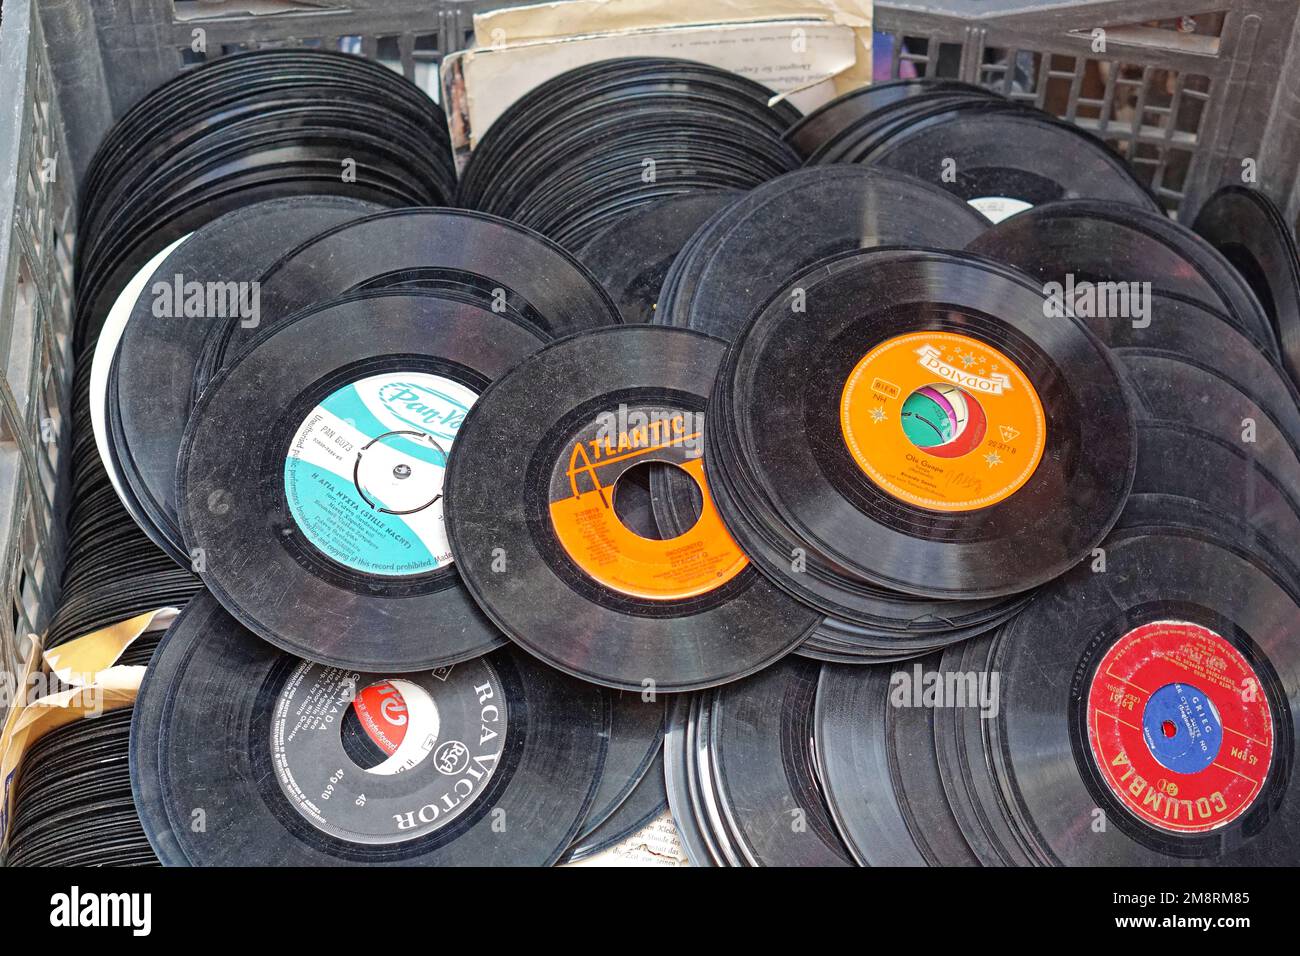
546,404,748,600
840,331,1046,512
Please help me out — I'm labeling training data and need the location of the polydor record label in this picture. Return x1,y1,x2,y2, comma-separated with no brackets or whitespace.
840,331,1046,512
1086,620,1273,834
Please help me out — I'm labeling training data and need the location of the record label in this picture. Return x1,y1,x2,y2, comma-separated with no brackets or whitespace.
840,331,1045,511
967,196,1033,224
1086,620,1273,834
547,403,748,600
283,372,477,576
271,659,506,844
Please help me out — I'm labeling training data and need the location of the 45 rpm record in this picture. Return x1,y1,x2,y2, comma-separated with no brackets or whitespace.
206,208,622,379
990,520,1300,865
444,325,820,692
708,247,1135,602
815,657,979,866
178,290,551,671
574,191,740,324
109,196,382,562
130,591,609,866
1193,185,1300,389
967,199,1279,357
654,165,990,342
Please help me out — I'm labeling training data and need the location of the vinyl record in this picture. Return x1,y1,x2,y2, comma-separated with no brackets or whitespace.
445,325,820,692
707,248,1135,605
654,165,990,342
457,58,800,247
178,290,551,671
835,100,1160,215
7,708,158,867
1074,289,1300,446
967,199,1279,356
1118,350,1300,504
663,696,717,866
563,749,669,863
707,659,854,866
74,48,453,353
815,656,980,865
574,692,666,840
204,208,621,381
1132,420,1300,583
784,78,996,159
109,196,382,561
990,516,1300,865
574,191,740,324
130,591,609,866
1193,184,1300,388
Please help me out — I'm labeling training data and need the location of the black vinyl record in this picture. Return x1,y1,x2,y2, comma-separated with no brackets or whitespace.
815,657,981,866
1118,350,1300,505
1075,290,1300,446
784,78,996,159
109,196,382,562
1193,184,1300,389
989,516,1300,865
844,102,1160,213
445,325,819,692
967,199,1279,356
563,749,669,863
206,208,622,382
706,659,854,866
655,165,989,342
574,191,740,324
574,692,666,839
707,247,1135,604
178,291,551,671
130,591,609,866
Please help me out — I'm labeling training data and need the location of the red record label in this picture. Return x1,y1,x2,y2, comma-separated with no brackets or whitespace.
1086,621,1272,834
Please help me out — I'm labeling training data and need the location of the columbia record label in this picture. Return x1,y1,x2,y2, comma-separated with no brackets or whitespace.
1085,621,1272,834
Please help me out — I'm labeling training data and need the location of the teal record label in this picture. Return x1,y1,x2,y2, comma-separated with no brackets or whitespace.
284,372,477,576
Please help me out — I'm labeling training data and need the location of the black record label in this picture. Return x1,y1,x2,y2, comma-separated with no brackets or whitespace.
546,402,747,600
271,659,506,844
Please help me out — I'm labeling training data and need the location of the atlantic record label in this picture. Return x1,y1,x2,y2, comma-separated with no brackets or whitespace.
840,331,1045,512
547,402,748,600
1086,620,1273,834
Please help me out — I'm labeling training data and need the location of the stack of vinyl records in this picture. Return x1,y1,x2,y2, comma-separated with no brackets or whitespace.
18,55,1300,869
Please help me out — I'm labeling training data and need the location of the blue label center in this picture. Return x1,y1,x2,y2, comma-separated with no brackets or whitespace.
1141,682,1223,775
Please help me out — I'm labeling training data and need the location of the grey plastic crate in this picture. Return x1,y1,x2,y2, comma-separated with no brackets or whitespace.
4,0,1300,671
0,0,75,677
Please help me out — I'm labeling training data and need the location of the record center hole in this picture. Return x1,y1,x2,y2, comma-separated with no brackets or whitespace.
1162,720,1178,738
900,383,986,459
340,679,437,776
613,461,703,540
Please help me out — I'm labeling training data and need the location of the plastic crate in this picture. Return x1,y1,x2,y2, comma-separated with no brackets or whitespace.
4,0,1300,672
